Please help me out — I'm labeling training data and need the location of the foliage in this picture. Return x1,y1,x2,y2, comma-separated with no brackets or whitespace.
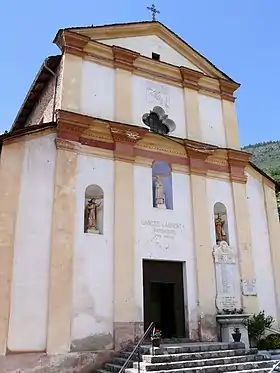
217,308,244,315
151,328,161,340
244,311,274,342
242,140,280,218
257,334,280,350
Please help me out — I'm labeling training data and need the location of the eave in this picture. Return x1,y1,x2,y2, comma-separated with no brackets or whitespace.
11,55,62,132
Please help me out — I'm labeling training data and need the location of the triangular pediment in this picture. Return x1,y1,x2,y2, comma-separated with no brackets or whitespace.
65,21,234,81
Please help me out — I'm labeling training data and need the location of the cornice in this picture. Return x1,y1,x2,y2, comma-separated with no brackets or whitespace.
180,68,203,90
55,110,251,182
227,149,251,183
112,46,139,71
219,79,240,102
58,31,237,101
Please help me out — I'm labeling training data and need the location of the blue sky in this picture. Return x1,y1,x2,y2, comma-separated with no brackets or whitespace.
0,0,279,145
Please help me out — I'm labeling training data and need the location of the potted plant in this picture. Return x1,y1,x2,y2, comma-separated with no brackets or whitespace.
232,327,242,343
151,327,162,347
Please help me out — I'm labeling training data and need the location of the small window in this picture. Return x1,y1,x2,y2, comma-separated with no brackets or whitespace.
152,52,160,61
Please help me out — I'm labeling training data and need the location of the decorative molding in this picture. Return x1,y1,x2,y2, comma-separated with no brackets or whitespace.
180,67,203,90
70,21,227,80
112,46,139,71
55,30,90,57
54,29,238,101
228,149,251,184
55,138,81,152
109,123,147,163
219,79,240,103
55,110,253,182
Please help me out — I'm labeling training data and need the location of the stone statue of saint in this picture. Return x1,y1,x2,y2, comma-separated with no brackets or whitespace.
85,198,102,233
215,214,227,243
154,176,166,209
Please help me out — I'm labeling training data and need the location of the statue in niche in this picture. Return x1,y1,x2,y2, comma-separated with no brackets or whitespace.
215,214,227,243
85,198,102,234
154,176,166,209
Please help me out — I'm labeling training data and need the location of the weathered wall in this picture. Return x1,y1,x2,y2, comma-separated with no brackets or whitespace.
26,61,63,126
7,133,56,351
246,171,278,321
71,154,115,351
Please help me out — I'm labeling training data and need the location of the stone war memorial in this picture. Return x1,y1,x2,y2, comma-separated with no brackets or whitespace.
0,15,280,372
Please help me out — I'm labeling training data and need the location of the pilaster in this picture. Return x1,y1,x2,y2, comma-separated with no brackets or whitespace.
228,150,258,313
61,54,83,113
180,68,203,142
0,141,24,355
186,145,217,341
110,124,146,350
113,47,139,124
263,184,280,325
220,80,240,149
47,139,78,353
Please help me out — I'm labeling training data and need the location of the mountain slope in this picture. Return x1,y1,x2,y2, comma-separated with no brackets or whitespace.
243,140,280,184
243,140,280,216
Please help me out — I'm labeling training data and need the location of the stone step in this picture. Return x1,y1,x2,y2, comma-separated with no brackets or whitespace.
125,360,277,373
142,348,258,363
113,357,134,367
134,354,267,371
126,342,243,355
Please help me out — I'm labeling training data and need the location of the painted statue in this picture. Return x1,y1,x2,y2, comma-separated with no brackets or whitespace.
215,214,227,243
154,176,166,208
85,198,102,232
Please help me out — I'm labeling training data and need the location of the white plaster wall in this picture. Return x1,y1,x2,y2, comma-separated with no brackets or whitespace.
71,155,114,349
81,61,115,121
246,173,278,321
8,133,56,351
132,76,186,138
134,165,198,336
99,35,202,71
198,94,226,147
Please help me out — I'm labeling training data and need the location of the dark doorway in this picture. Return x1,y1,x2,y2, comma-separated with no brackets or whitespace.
143,260,186,338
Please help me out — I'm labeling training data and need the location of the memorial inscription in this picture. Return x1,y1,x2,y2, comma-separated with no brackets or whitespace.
141,219,185,249
146,82,170,112
213,241,241,311
242,279,257,296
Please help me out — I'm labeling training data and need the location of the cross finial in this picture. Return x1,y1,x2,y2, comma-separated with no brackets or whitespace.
147,4,160,21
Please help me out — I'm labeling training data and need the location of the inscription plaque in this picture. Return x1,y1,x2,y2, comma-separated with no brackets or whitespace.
213,241,241,311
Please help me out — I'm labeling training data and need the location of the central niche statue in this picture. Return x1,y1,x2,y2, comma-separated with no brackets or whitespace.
215,213,227,243
154,176,166,209
85,198,102,234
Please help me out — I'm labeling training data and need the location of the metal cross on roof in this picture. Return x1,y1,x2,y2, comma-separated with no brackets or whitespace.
147,4,160,21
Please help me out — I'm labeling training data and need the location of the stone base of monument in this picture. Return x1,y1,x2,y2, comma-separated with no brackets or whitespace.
87,227,100,234
216,314,251,349
157,204,166,209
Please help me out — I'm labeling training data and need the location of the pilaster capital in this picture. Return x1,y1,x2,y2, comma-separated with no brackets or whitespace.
55,138,81,153
112,46,140,71
228,149,251,183
219,80,240,102
109,124,148,162
180,67,203,90
54,30,90,57
184,140,216,175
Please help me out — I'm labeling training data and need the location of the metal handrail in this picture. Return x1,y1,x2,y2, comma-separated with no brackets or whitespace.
269,361,280,373
119,322,155,373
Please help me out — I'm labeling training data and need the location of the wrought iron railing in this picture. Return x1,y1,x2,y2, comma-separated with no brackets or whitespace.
119,322,155,373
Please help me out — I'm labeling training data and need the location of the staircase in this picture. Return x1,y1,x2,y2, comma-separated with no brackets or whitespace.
98,342,279,373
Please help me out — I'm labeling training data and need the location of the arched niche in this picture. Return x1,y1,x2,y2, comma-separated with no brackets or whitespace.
152,161,173,210
214,202,229,244
84,184,104,234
